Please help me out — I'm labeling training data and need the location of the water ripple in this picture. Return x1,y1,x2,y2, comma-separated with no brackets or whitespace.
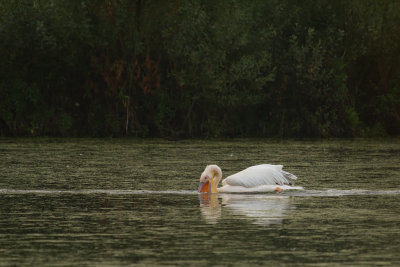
1,188,399,196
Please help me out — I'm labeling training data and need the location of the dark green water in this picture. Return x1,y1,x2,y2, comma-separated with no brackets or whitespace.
1,138,399,266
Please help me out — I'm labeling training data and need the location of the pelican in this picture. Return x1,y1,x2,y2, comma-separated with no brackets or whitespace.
198,164,303,193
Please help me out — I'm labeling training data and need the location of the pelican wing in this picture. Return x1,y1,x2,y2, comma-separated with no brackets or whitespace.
222,164,297,188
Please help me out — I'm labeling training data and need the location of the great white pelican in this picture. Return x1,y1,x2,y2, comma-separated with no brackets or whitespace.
198,164,303,193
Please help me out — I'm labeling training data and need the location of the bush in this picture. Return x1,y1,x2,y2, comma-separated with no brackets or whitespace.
0,0,398,137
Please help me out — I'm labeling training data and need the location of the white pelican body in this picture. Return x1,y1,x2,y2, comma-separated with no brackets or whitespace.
198,164,303,193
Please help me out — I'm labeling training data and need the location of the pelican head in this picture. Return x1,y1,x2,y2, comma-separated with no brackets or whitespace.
198,165,222,193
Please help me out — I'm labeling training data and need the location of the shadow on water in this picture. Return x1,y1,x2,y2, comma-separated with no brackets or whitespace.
198,189,400,226
2,187,399,228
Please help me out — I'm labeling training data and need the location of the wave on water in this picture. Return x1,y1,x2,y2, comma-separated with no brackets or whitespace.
285,189,400,197
0,189,198,195
0,188,400,196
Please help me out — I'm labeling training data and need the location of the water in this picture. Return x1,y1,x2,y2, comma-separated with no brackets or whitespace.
0,138,399,266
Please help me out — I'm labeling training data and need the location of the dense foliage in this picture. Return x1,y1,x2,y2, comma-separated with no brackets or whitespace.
1,0,399,137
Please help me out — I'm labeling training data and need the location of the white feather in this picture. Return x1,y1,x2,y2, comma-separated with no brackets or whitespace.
222,164,297,188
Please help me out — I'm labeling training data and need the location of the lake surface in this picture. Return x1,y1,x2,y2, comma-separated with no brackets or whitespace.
0,138,399,266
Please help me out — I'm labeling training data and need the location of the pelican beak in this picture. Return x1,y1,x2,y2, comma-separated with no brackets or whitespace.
198,181,210,193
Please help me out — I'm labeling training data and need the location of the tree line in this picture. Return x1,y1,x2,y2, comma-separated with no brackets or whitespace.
0,0,399,137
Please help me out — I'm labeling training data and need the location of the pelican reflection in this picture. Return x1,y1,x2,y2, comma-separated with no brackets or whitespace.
199,194,294,226
199,193,221,224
